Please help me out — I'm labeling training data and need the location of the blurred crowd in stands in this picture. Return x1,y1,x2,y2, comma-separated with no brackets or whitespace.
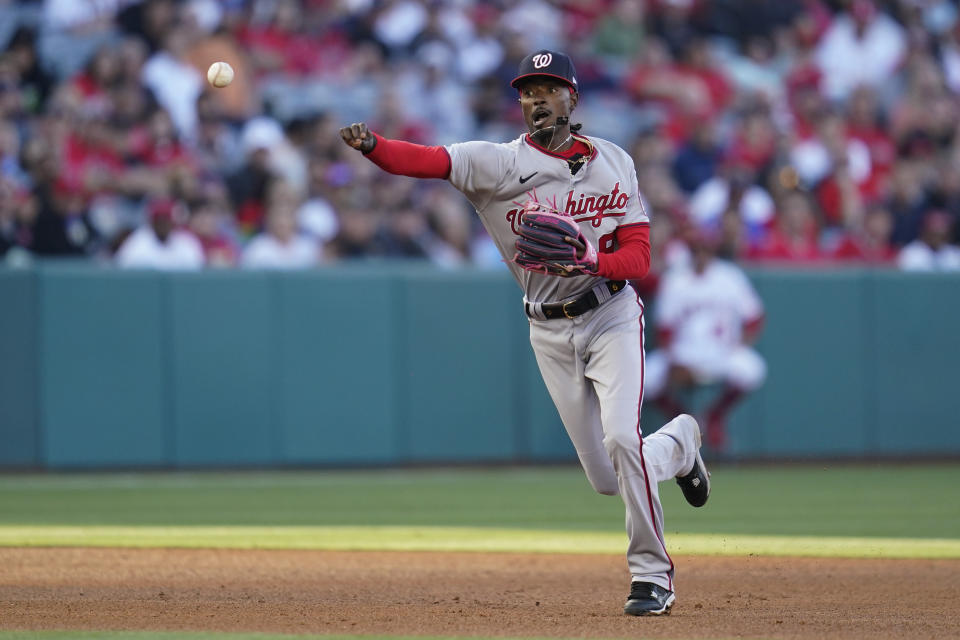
2,0,960,274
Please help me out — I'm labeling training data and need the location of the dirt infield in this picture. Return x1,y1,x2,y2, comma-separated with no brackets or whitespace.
2,548,959,639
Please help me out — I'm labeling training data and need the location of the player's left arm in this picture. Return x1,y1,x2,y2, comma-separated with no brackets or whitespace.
594,166,651,280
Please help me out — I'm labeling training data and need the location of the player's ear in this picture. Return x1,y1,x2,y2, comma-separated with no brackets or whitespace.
569,89,578,112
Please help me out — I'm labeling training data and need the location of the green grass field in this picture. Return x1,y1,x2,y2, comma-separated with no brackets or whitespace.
0,464,958,557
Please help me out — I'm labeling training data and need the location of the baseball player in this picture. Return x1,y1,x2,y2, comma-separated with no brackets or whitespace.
645,229,766,452
340,50,710,616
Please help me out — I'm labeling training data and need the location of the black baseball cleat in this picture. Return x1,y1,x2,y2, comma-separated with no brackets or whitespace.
623,581,676,616
676,416,711,507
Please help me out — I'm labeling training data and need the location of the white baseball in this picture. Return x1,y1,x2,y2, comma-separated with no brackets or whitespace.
206,61,234,88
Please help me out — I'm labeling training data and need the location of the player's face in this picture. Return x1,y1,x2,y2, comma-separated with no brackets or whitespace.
518,78,577,134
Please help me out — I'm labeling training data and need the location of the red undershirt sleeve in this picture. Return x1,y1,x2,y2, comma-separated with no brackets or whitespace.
595,224,651,280
364,132,451,179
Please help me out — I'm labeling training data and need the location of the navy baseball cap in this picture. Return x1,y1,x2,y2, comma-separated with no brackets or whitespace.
510,50,578,92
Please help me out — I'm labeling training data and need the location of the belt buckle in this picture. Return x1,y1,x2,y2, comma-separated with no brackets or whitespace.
562,300,577,319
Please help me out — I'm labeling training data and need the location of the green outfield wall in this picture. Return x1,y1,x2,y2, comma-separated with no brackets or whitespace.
1,263,958,468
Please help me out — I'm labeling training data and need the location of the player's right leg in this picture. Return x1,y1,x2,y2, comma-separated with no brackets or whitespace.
528,319,619,497
579,293,680,597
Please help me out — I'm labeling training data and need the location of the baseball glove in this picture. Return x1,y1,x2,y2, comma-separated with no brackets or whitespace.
514,199,598,276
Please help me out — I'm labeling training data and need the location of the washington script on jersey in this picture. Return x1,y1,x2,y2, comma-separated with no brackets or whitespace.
506,182,630,234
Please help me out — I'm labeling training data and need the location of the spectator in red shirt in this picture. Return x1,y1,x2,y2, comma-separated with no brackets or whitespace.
128,107,195,170
238,0,349,78
747,190,824,263
725,104,778,176
791,110,874,227
69,45,120,115
830,204,896,263
625,36,732,144
785,64,825,142
60,109,126,198
846,85,895,189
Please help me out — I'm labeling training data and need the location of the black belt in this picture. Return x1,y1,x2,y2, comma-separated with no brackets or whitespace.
526,280,627,320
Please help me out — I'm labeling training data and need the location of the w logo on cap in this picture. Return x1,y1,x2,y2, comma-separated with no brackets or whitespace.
510,50,578,91
532,53,552,69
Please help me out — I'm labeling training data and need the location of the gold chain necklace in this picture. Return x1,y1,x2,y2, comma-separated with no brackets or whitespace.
550,133,572,152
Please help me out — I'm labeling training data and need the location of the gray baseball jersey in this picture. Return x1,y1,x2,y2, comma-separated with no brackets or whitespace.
446,134,649,303
444,133,701,595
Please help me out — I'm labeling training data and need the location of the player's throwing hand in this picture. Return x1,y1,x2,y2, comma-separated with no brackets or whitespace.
339,122,376,153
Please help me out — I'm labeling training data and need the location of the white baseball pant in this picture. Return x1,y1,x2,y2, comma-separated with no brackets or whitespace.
528,287,700,590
